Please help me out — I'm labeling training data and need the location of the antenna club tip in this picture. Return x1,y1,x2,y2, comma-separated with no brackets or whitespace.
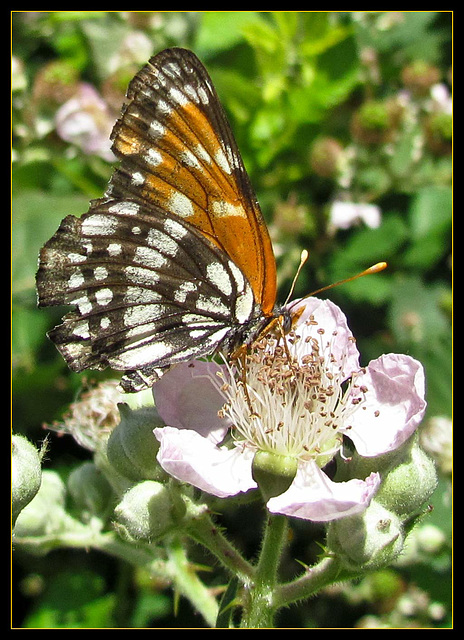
369,261,388,274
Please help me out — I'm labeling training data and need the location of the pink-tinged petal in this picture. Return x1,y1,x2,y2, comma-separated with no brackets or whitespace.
154,426,257,498
152,361,230,444
55,83,115,162
267,460,380,522
289,297,360,377
346,353,427,457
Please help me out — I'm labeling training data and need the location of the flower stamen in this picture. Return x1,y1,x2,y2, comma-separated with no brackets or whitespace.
212,328,365,467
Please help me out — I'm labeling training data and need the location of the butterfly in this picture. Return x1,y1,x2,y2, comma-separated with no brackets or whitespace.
36,47,282,393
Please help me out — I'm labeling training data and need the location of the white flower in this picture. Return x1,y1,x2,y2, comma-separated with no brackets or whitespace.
329,201,382,231
153,298,426,522
55,83,115,161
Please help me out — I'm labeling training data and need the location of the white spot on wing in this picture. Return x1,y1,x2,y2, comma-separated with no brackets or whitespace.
94,266,108,281
211,200,246,218
131,171,145,186
228,261,245,292
145,148,162,167
169,87,188,106
69,269,85,289
197,86,209,105
234,285,255,324
123,304,166,327
109,202,140,216
196,294,229,317
206,262,232,296
146,228,178,256
214,148,232,174
73,294,92,315
82,214,118,236
72,319,90,339
95,288,113,306
124,286,161,304
169,192,194,218
174,281,197,303
125,265,159,286
164,218,188,240
134,246,167,270
180,149,202,170
195,144,212,164
100,317,111,330
107,243,122,256
149,120,166,138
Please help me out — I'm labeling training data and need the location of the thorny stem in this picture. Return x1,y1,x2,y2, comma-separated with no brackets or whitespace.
14,530,219,628
240,513,289,628
185,512,255,585
274,555,358,610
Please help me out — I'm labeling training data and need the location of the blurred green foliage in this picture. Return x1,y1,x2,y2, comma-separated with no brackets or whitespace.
12,11,452,629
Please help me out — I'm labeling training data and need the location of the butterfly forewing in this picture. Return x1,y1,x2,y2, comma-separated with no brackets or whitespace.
109,48,276,314
36,48,277,392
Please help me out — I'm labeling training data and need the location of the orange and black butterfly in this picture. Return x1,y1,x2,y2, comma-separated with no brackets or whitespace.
36,48,280,392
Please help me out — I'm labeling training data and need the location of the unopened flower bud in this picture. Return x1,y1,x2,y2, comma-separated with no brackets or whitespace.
114,481,178,542
12,435,42,526
350,100,398,145
107,404,163,482
67,461,114,520
13,470,67,537
424,112,452,156
327,500,404,571
32,60,80,107
309,137,344,178
375,438,437,517
401,61,441,96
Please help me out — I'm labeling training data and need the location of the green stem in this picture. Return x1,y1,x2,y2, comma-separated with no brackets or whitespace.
274,555,357,610
240,513,288,629
186,513,255,585
165,536,219,627
15,530,219,627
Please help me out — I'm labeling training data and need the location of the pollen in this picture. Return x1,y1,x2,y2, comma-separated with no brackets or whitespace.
214,326,364,467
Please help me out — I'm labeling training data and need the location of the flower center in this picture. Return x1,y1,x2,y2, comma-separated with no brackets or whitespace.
216,330,363,467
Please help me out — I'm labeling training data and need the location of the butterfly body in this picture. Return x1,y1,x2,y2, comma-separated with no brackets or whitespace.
37,48,279,392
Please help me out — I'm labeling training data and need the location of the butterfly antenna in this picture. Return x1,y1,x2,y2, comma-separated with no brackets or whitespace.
287,261,387,311
283,250,309,306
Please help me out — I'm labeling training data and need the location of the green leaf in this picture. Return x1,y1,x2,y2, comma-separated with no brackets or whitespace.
215,577,240,628
331,213,409,268
409,185,452,240
401,186,452,269
388,275,451,415
12,306,50,371
130,592,171,628
12,190,90,295
23,570,116,628
194,12,262,55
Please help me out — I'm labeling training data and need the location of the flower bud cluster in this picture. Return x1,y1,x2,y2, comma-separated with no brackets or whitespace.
327,435,437,571
104,403,187,541
13,403,192,545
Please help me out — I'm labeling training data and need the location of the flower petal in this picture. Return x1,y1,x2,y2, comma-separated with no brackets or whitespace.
152,361,230,444
346,353,427,456
289,297,360,378
154,426,257,498
267,460,380,522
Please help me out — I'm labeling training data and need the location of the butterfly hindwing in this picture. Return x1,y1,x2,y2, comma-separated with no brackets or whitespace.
37,199,262,391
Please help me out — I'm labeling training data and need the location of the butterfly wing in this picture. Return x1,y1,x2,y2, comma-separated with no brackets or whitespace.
36,48,277,392
37,199,262,392
108,48,277,315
